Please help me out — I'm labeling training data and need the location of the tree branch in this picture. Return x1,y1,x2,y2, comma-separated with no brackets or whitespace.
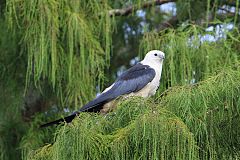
156,15,179,31
155,11,240,33
221,0,239,8
109,0,176,17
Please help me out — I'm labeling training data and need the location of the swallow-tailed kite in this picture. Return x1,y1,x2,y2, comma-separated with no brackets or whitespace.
40,50,165,127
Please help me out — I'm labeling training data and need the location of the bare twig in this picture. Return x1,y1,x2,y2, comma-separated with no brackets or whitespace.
221,0,239,8
109,0,176,17
156,15,178,31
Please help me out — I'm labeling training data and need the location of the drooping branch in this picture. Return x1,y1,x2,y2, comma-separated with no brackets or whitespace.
109,0,176,17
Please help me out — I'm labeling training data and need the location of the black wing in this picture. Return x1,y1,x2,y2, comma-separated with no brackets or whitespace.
40,63,155,127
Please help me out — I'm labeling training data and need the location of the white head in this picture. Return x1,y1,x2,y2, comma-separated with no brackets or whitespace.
143,50,165,63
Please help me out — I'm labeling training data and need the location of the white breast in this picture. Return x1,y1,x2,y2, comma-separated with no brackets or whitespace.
100,59,163,113
134,60,163,97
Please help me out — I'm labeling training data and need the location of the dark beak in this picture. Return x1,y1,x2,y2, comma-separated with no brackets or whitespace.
160,55,165,60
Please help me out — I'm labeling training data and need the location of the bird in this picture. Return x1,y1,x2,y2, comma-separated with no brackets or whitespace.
40,50,165,127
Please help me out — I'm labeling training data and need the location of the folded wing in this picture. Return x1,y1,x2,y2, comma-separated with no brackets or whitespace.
40,63,155,127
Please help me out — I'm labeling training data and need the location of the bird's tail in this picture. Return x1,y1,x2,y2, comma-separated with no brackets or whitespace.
40,113,78,128
40,98,106,128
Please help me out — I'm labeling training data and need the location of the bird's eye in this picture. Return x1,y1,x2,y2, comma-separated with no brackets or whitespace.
154,53,158,56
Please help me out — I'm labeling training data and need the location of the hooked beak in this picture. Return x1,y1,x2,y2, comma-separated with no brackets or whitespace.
159,55,165,60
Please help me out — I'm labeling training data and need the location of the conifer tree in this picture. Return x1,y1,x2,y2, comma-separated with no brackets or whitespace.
0,0,240,159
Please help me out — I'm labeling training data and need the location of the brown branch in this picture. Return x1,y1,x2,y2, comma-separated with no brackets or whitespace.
109,0,176,17
216,12,240,21
221,0,239,8
160,11,240,31
156,15,179,31
218,7,235,14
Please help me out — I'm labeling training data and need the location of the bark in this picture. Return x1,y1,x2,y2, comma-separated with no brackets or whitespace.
109,0,176,17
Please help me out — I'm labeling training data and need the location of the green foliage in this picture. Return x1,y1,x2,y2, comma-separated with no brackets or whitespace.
159,68,240,159
0,80,26,160
28,67,240,159
19,111,62,160
1,0,116,159
6,0,114,107
176,0,208,21
0,17,27,160
1,0,240,159
140,25,240,93
27,98,198,160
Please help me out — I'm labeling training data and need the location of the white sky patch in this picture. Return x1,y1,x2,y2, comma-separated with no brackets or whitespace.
136,2,177,34
130,57,140,66
136,10,146,17
117,66,127,77
213,23,234,40
63,108,70,113
218,5,240,14
205,26,214,32
189,23,234,45
136,2,176,18
139,21,149,33
96,85,101,96
159,2,176,16
203,24,234,42
123,23,130,44
123,23,139,42
200,34,216,42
